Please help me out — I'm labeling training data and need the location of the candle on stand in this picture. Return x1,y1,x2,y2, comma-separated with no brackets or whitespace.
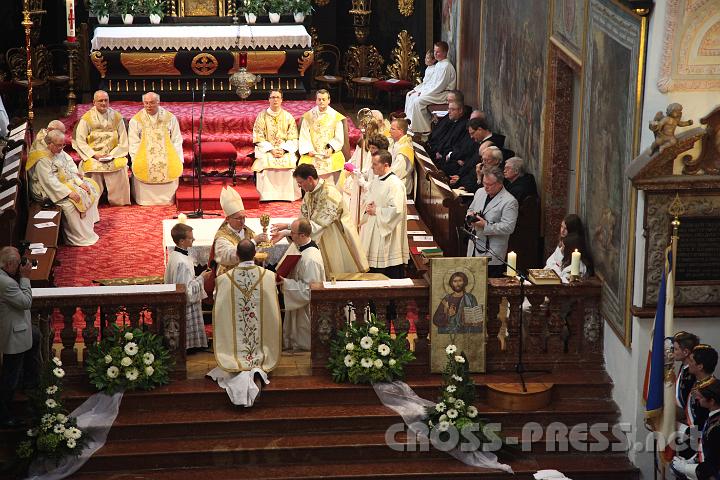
177,213,187,224
506,251,517,277
570,249,581,276
65,0,76,42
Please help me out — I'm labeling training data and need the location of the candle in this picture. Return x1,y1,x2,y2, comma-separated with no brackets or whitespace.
65,0,76,42
570,249,581,276
178,213,187,224
506,251,517,276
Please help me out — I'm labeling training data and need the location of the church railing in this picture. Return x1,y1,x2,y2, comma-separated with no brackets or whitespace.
32,285,188,384
310,277,603,375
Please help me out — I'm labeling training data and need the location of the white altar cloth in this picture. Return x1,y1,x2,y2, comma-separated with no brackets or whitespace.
91,25,312,51
162,217,293,267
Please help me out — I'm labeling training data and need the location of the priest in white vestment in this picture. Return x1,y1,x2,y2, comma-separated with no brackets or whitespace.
298,89,345,184
403,41,456,135
165,223,210,351
340,134,389,226
389,118,415,197
128,92,183,205
278,218,326,352
252,90,301,201
27,130,100,246
272,164,368,275
359,150,409,279
209,239,281,407
72,90,131,206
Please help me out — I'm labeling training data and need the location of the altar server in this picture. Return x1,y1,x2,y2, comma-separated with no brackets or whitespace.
389,118,415,196
298,89,345,184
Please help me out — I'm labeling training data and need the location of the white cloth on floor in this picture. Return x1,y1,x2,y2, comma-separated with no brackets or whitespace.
207,367,268,407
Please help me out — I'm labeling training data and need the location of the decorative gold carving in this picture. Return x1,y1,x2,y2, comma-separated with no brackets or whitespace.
179,0,218,16
191,53,219,76
386,30,419,83
120,53,180,76
344,44,384,86
90,51,108,78
398,0,413,16
314,0,330,5
298,50,314,76
229,51,286,74
668,194,685,218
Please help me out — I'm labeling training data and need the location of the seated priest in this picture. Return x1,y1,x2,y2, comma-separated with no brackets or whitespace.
128,92,183,205
503,157,538,204
389,118,415,197
28,119,66,165
209,239,281,407
298,89,346,185
252,89,300,202
277,218,326,353
72,90,131,206
426,101,468,170
403,41,457,136
27,130,100,246
359,150,409,279
213,186,266,276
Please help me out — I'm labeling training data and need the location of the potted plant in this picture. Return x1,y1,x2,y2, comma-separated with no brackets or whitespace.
290,0,312,23
240,0,265,24
117,0,136,24
266,0,289,23
145,0,165,24
90,0,111,24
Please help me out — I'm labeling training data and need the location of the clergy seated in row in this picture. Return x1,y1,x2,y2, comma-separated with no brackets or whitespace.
277,218,326,352
164,223,210,352
340,133,390,226
271,164,369,276
359,150,409,279
252,89,301,202
298,89,346,185
443,110,484,190
26,129,101,246
503,157,538,204
128,92,183,206
72,90,131,206
403,41,457,135
209,239,281,407
426,101,469,169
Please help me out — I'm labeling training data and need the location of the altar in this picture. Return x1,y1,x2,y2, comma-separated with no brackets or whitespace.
89,24,314,100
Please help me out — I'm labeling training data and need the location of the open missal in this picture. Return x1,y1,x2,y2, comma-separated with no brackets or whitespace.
275,243,301,278
528,268,561,285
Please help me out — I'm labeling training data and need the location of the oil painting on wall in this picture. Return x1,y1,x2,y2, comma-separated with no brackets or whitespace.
551,0,588,59
441,0,460,66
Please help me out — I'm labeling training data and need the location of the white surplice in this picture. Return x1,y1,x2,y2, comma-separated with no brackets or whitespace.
281,242,326,351
404,58,456,134
164,249,208,349
359,172,409,268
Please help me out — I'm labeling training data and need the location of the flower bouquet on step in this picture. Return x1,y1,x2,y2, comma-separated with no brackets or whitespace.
16,357,86,468
327,313,415,384
86,325,172,393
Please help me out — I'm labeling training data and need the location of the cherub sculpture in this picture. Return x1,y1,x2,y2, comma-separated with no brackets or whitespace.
649,103,693,154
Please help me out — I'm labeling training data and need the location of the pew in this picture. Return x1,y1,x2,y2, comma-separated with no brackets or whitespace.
0,128,27,248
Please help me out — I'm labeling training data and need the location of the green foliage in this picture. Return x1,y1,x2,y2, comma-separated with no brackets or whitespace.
266,0,291,14
116,0,136,14
238,0,267,15
289,0,312,14
86,325,172,394
90,0,110,16
327,314,415,384
143,0,165,16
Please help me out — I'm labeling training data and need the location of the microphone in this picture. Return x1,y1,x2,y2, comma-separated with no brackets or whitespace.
458,226,478,240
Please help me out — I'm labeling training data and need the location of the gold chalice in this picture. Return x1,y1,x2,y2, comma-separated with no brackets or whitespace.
258,214,274,250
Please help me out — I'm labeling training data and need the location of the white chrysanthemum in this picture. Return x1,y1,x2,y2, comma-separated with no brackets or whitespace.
104,355,113,364
467,406,478,418
369,326,379,335
41,414,54,424
52,357,62,367
446,408,458,419
447,396,456,404
67,438,76,449
121,356,132,367
68,427,82,440
64,428,74,439
452,375,463,382
145,366,154,376
446,385,457,393
345,343,355,351
53,367,65,378
454,399,465,409
454,355,465,363
124,342,138,356
439,414,448,422
46,385,58,395
437,421,450,432
46,399,58,409
360,357,373,368
377,344,390,356
389,359,397,366
373,358,383,368
360,336,373,349
56,413,67,423
435,402,446,412
143,352,155,365
445,344,457,355
26,429,37,437
124,332,134,340
53,424,66,434
106,366,119,378
344,355,355,367
125,368,139,381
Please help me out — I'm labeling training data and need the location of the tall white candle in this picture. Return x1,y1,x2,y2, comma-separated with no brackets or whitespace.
65,0,76,42
177,213,187,224
506,251,517,276
570,249,581,276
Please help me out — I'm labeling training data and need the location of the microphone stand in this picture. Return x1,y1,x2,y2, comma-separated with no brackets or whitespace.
187,82,219,218
459,226,548,392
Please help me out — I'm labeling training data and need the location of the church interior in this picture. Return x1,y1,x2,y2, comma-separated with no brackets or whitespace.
0,0,719,478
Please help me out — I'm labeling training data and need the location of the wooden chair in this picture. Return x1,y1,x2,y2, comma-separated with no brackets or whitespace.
313,44,344,103
374,30,419,111
5,47,49,107
35,45,70,104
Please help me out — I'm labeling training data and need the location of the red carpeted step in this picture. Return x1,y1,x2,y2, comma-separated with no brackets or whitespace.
176,178,260,211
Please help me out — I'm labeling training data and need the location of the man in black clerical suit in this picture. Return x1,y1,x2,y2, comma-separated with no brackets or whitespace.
443,110,484,178
503,157,538,204
426,100,470,169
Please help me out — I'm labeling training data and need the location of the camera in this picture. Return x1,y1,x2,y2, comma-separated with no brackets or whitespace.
18,241,38,268
465,213,483,225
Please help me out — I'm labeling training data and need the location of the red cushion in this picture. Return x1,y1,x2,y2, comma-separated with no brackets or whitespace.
374,79,413,92
195,142,237,159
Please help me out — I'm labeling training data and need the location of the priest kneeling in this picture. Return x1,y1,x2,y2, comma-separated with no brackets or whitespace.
209,239,281,407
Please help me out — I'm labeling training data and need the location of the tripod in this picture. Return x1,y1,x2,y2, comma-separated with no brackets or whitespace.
460,226,548,392
186,82,219,219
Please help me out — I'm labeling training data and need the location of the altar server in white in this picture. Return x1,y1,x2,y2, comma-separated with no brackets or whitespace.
278,218,326,352
128,92,183,205
164,223,210,351
403,41,456,135
359,150,409,279
252,89,300,201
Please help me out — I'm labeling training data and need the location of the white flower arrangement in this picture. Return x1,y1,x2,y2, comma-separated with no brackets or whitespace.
377,344,390,356
46,385,58,395
454,355,465,363
345,343,355,352
52,357,63,367
124,342,139,356
344,355,355,367
53,367,65,378
120,356,132,367
143,352,155,365
360,336,373,349
360,357,373,368
369,326,379,335
106,366,119,378
446,385,457,393
373,359,383,368
104,355,113,364
125,368,139,381
124,332,134,340
445,344,457,355
435,402,446,412
45,399,58,409
145,366,154,376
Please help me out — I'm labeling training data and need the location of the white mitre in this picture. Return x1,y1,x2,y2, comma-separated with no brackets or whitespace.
220,186,245,217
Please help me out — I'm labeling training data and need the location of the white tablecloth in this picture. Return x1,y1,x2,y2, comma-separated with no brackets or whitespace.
91,25,312,51
162,217,294,267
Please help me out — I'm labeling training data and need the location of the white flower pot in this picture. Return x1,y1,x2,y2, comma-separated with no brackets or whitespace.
293,12,305,23
149,14,161,24
245,13,257,24
121,14,133,24
269,12,281,23
98,15,109,24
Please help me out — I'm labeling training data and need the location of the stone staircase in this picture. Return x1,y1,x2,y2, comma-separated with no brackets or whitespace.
4,370,640,479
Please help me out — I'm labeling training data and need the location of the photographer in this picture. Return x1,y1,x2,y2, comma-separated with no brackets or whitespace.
466,166,519,277
0,246,40,427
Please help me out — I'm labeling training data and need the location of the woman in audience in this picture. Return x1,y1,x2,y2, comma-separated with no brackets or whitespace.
545,214,585,272
552,233,591,283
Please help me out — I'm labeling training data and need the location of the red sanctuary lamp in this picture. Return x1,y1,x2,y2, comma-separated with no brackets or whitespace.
238,51,248,68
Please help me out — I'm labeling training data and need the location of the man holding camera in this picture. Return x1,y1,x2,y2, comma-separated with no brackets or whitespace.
465,166,519,277
0,246,39,427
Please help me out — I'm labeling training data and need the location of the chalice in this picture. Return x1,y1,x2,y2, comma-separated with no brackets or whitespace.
258,214,274,250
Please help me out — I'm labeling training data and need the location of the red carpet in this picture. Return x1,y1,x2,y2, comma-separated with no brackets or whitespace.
176,177,260,211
